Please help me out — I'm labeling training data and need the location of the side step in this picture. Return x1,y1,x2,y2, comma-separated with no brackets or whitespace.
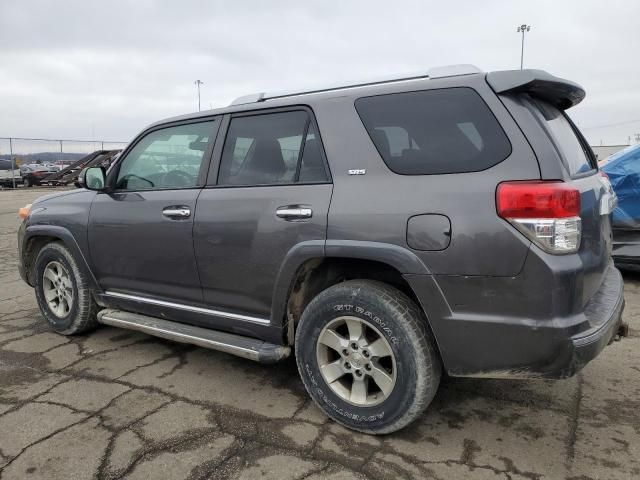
97,309,290,363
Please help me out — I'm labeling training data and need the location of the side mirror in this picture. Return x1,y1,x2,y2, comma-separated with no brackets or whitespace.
77,166,107,191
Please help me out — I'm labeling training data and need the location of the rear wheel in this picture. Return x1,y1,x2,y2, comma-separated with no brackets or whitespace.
295,280,441,434
23,177,31,187
34,242,98,335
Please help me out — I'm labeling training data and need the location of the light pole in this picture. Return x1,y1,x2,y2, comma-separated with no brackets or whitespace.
517,24,531,70
194,80,204,112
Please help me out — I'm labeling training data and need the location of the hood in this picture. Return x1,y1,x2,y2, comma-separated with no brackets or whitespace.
32,188,89,206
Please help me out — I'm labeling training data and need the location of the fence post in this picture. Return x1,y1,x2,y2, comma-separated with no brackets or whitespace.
59,140,63,162
9,137,15,188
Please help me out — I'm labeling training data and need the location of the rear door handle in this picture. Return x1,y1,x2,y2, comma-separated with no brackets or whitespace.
162,206,191,219
276,206,313,220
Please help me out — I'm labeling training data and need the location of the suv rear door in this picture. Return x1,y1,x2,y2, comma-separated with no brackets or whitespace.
488,68,613,304
193,108,332,325
520,95,612,299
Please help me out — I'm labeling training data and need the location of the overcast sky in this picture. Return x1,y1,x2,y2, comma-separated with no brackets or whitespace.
0,0,638,147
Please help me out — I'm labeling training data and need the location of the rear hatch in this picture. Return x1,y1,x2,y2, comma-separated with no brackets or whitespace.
488,70,613,306
535,96,612,278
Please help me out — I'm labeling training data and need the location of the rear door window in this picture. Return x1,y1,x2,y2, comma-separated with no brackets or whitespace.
218,110,329,186
355,87,512,175
531,99,596,176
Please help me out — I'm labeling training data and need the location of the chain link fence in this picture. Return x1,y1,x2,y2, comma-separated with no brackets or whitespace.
0,137,128,188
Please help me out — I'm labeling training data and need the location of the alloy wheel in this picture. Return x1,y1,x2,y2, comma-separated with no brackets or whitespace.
42,261,74,318
316,315,396,406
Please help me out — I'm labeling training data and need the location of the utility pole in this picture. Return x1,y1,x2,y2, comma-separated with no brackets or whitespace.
517,24,531,70
194,80,204,112
9,137,15,189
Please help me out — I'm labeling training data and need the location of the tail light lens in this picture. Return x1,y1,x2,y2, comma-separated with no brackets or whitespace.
497,181,581,254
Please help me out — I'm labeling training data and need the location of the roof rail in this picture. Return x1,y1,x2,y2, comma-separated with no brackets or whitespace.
229,64,481,106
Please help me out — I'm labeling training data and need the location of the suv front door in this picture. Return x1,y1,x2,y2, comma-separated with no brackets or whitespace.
88,119,219,304
194,109,332,326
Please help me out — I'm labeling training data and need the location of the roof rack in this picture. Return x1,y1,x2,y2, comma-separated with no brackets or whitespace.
229,64,482,106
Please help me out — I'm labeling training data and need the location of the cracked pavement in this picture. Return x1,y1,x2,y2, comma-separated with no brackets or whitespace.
1,188,639,480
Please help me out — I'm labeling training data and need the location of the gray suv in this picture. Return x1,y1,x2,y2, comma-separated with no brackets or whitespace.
17,65,627,434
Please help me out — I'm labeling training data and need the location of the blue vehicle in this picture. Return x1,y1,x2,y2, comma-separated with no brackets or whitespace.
602,143,640,266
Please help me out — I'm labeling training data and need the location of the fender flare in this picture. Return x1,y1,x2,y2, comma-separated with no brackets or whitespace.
23,225,100,290
270,239,431,330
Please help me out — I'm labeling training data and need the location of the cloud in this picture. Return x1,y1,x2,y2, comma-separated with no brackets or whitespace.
0,0,638,145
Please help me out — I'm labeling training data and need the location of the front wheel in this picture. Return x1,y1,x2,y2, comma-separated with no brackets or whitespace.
34,242,99,335
295,280,441,434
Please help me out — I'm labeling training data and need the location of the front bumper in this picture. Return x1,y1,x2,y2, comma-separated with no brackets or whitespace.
17,220,30,285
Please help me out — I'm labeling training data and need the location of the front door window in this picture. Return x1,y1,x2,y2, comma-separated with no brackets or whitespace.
116,121,215,190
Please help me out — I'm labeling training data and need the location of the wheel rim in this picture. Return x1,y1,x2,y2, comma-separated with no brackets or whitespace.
316,316,397,407
42,261,74,318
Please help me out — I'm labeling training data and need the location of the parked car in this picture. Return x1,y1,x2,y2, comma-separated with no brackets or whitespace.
20,163,58,187
601,143,640,267
0,158,21,187
17,65,627,434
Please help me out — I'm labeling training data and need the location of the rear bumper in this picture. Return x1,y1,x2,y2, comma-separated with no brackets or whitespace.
405,262,626,379
569,265,625,377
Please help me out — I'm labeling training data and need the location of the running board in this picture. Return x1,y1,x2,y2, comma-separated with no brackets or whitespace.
97,309,290,363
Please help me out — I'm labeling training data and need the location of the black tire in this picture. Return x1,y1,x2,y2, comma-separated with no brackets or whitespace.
34,242,99,335
23,177,31,187
295,280,441,434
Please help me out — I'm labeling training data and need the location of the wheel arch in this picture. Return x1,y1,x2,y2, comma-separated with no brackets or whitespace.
23,225,100,290
271,240,437,346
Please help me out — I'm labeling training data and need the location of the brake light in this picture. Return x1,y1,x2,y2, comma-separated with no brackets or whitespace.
497,181,581,254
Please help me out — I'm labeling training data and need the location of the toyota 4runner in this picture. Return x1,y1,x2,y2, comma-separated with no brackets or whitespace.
18,65,627,434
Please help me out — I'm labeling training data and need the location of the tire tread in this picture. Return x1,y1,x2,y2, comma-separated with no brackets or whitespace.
34,242,99,335
295,279,441,434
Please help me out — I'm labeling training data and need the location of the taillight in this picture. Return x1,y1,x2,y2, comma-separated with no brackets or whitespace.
497,181,581,254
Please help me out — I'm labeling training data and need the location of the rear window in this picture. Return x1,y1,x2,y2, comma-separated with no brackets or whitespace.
533,100,596,176
355,87,512,175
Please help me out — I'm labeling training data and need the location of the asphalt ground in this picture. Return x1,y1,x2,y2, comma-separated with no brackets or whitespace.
0,188,638,479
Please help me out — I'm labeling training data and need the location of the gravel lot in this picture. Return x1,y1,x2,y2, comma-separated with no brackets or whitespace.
0,188,639,480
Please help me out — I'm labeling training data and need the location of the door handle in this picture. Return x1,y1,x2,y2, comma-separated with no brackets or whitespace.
162,206,191,219
276,206,313,220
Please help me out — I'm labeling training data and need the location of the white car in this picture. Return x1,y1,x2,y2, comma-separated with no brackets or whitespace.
0,159,21,187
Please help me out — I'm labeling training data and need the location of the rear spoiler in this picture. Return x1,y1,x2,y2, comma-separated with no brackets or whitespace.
486,69,585,110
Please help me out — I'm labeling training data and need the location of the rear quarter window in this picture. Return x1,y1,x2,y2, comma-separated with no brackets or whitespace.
355,87,512,175
531,99,596,176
